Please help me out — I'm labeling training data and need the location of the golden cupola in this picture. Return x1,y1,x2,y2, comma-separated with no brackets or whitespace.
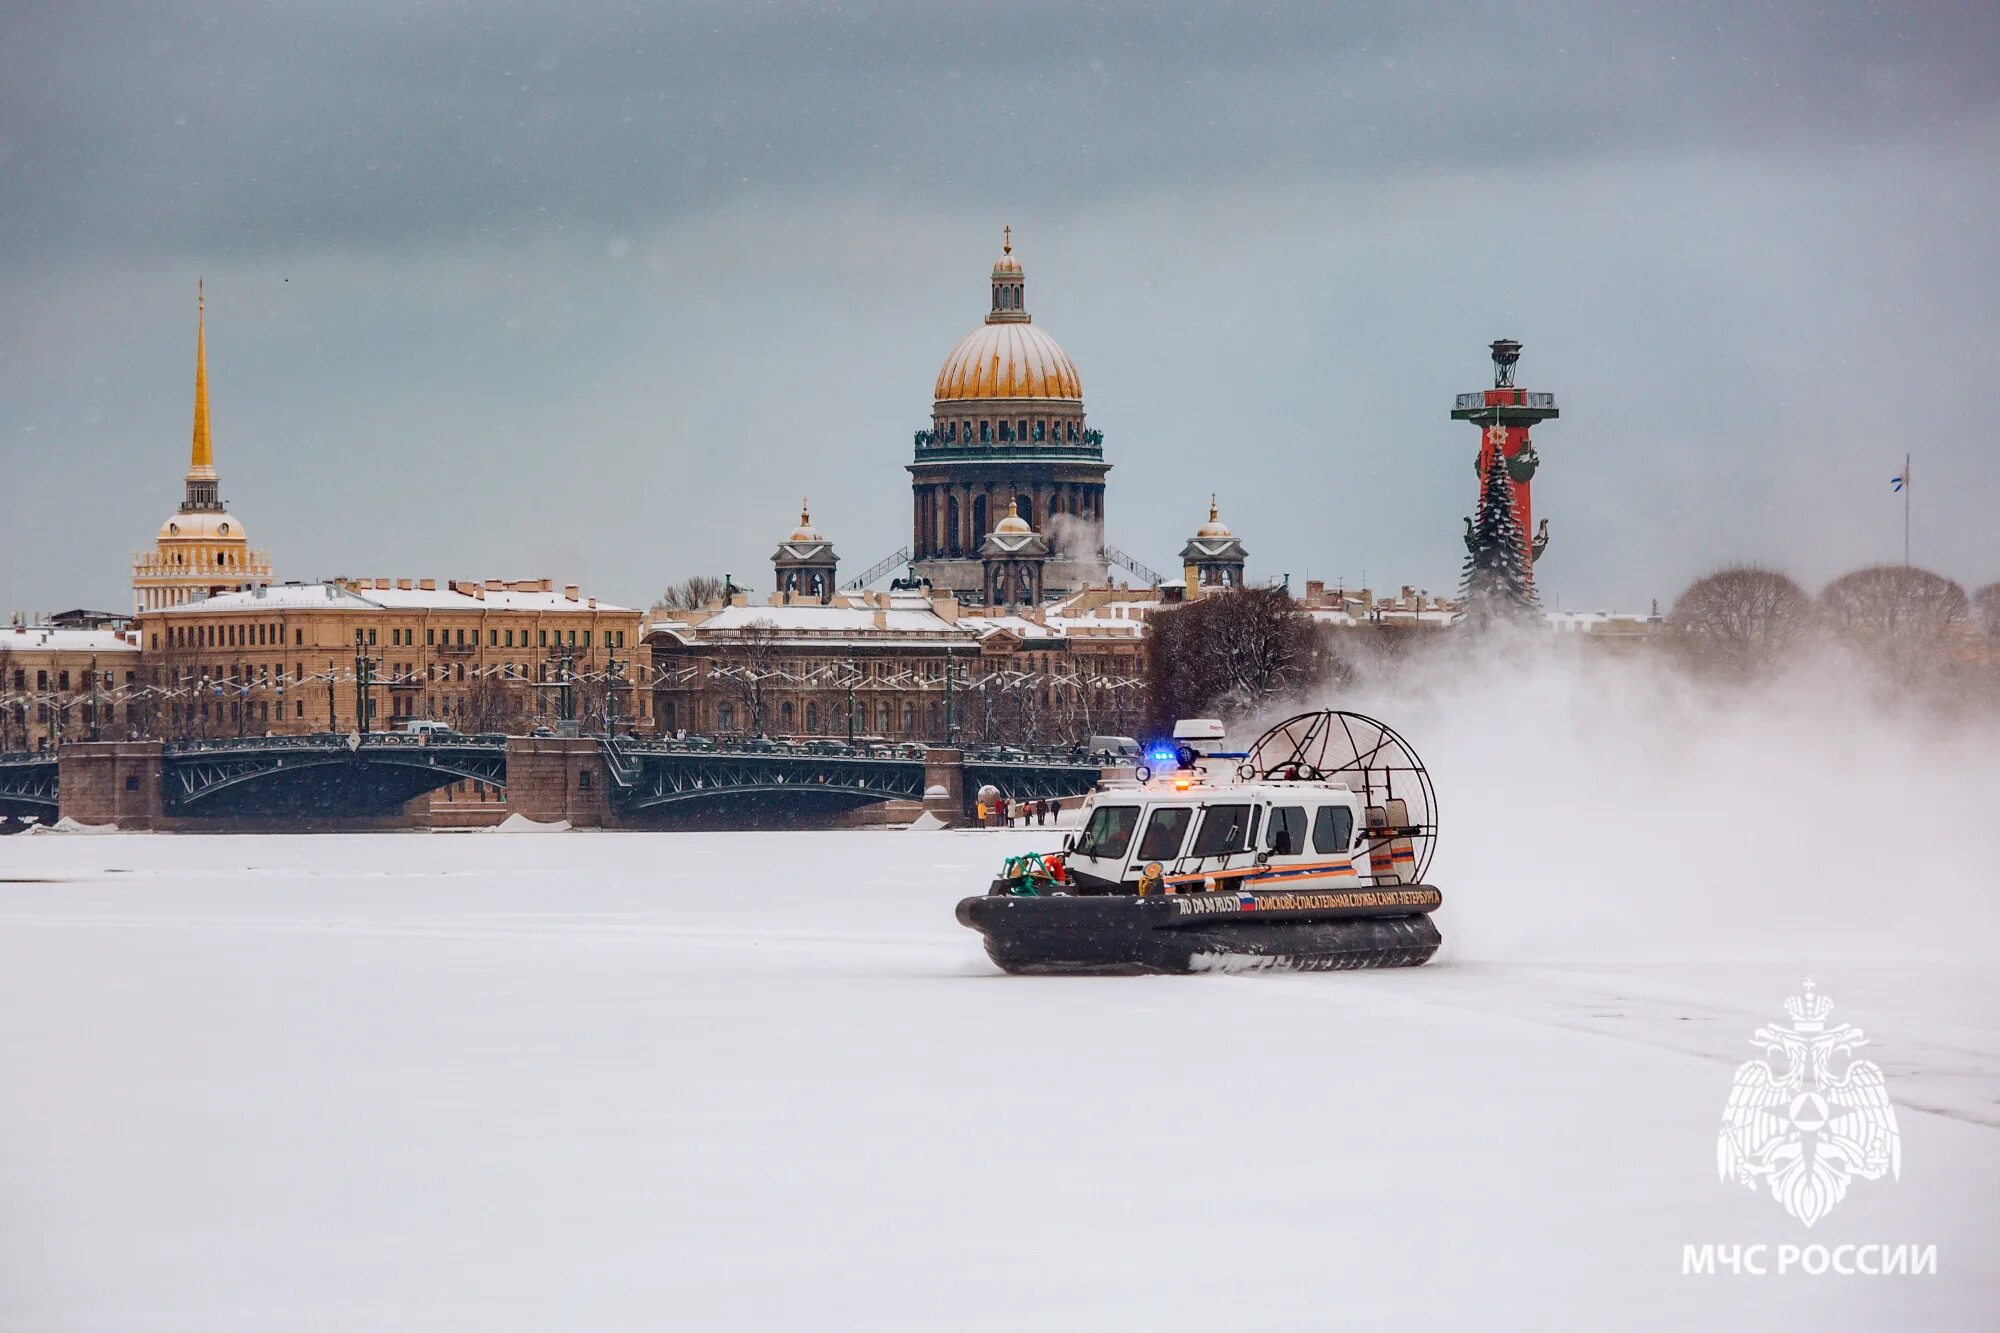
932,226,1082,402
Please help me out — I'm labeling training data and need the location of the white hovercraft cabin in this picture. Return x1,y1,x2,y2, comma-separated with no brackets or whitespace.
1059,720,1419,894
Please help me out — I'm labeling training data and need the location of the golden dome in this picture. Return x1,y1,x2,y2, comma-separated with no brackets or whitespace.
935,322,1081,401
993,500,1032,536
787,498,824,542
159,510,246,542
933,228,1080,402
1195,495,1233,539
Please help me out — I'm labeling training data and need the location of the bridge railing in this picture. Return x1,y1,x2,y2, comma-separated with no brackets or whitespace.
162,732,509,756
610,736,931,762
0,750,55,766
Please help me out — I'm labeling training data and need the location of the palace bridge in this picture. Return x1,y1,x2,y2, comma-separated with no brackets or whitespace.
0,733,1109,829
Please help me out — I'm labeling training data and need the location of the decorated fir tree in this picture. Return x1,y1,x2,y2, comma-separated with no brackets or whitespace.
1457,439,1539,626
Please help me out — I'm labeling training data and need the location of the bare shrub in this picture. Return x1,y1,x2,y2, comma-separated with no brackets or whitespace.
1668,565,1813,676
1974,583,2000,640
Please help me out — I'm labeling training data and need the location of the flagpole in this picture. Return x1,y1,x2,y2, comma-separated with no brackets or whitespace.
1903,451,1911,567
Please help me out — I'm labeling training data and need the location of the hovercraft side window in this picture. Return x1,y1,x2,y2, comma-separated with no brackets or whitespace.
1136,806,1194,862
1075,805,1141,861
1266,806,1307,856
1313,805,1355,854
1190,804,1254,858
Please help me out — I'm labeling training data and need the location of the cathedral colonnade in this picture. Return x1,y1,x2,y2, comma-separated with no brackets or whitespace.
912,476,1105,559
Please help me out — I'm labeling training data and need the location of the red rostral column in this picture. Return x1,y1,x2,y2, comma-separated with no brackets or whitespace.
1451,339,1558,580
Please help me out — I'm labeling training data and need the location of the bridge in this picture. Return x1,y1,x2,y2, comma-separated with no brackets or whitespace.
598,740,929,813
0,752,59,820
1,734,1110,829
161,733,509,818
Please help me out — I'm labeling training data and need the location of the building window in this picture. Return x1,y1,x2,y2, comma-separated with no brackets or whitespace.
979,420,992,443
426,628,435,646
367,628,378,646
583,631,592,649
539,630,548,647
567,630,576,646
719,703,735,731
999,420,1013,442
1033,420,1045,442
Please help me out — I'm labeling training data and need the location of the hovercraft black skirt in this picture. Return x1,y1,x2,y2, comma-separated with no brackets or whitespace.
957,887,1443,975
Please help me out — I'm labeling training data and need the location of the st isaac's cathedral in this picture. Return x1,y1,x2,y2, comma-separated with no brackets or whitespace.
907,229,1111,602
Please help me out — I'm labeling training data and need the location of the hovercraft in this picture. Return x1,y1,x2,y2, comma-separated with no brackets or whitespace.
956,711,1443,974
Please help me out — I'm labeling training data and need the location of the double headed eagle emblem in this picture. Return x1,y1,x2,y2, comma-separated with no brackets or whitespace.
1717,980,1901,1227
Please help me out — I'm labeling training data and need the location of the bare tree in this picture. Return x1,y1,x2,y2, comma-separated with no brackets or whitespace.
1145,588,1319,733
655,574,730,613
1668,565,1814,677
0,645,14,751
718,618,783,735
1818,565,1969,675
463,670,525,734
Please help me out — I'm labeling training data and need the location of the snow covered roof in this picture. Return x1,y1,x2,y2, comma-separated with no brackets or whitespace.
1544,610,1660,633
649,601,979,650
3,626,140,654
147,580,632,615
1307,606,1459,627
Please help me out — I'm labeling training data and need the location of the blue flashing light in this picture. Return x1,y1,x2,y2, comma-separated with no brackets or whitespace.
1145,747,1179,767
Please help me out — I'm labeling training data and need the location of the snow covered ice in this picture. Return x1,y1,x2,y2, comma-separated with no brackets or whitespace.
0,825,1992,1330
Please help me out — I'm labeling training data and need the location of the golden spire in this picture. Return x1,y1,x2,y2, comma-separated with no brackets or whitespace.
1209,493,1219,523
801,497,811,526
1002,224,1012,255
187,279,216,481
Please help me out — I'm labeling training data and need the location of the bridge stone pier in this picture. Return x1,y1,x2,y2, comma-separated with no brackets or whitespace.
57,742,166,829
502,736,616,828
922,748,966,827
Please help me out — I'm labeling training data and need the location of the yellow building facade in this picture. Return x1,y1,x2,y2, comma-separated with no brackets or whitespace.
137,578,646,738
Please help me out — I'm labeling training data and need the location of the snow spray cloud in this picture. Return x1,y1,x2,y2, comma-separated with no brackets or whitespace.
1249,628,2000,965
1046,515,1108,586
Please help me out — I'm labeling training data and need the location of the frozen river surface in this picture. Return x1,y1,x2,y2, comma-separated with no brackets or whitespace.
0,829,1994,1330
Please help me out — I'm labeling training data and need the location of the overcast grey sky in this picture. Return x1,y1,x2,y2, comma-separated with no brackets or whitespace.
3,1,1996,614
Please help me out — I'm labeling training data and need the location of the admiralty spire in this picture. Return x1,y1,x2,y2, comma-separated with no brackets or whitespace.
133,282,271,612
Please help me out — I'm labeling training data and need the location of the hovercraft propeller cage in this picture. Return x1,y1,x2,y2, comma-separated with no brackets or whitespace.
1244,710,1439,885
